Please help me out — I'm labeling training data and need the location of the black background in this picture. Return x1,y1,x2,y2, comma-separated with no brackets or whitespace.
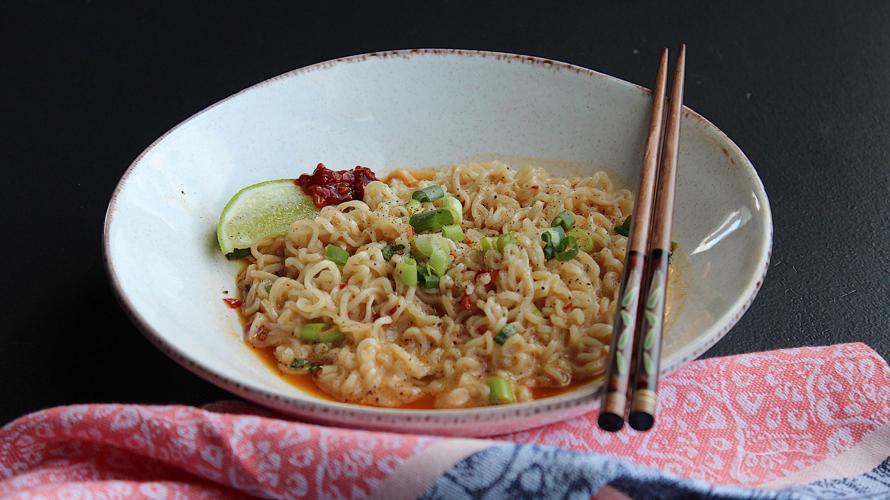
3,1,889,425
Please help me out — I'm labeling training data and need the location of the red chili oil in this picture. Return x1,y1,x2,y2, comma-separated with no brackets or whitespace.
295,163,377,208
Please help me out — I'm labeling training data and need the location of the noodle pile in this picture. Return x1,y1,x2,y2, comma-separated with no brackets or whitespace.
237,161,632,408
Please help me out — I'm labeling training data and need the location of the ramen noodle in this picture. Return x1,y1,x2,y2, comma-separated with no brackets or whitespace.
237,161,632,408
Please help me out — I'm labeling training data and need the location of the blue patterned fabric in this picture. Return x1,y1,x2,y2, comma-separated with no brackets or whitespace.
421,444,890,499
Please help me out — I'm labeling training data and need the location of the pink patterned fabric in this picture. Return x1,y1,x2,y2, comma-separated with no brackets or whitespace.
503,342,890,485
2,343,888,499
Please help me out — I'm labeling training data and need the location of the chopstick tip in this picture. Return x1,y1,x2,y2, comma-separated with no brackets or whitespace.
628,411,655,431
597,411,625,432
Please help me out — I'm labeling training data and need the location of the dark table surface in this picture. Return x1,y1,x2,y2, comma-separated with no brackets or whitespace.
3,1,889,425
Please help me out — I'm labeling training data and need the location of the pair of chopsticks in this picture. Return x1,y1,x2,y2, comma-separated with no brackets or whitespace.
598,45,686,432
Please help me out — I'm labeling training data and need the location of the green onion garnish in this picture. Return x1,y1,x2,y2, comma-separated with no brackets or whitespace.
318,329,344,343
497,232,518,252
382,243,405,261
399,258,418,287
543,246,554,260
300,323,344,343
427,247,449,276
494,324,518,345
413,234,450,257
417,266,440,289
567,228,594,253
555,235,580,261
541,226,566,259
551,210,575,231
616,215,632,236
410,209,454,233
300,323,325,342
225,248,251,260
487,376,515,404
412,185,445,203
290,358,320,372
405,199,422,215
440,196,463,223
480,236,498,251
325,244,349,266
442,224,464,242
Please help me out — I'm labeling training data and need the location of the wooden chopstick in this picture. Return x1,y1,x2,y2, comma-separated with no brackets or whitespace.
628,44,686,432
597,48,670,432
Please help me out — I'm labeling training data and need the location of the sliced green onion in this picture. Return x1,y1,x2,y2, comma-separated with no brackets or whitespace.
487,376,515,404
300,323,325,342
567,228,593,253
669,240,679,263
555,235,580,261
410,209,454,233
290,358,309,369
300,323,344,344
440,196,463,223
543,244,555,260
412,185,445,203
325,244,349,266
497,232,518,252
616,215,632,236
318,329,344,343
405,199,422,215
399,258,418,287
427,247,449,276
382,243,405,261
551,210,575,231
541,226,566,259
417,267,440,289
480,236,498,251
290,358,320,372
225,248,251,260
494,324,518,345
413,234,450,257
442,224,464,242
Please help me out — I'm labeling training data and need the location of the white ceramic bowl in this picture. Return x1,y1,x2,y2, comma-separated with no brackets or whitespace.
104,49,771,437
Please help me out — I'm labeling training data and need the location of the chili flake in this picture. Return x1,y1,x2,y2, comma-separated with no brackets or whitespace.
460,295,473,311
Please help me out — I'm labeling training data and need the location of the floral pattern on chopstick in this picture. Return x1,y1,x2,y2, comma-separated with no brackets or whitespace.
642,268,665,377
601,250,645,422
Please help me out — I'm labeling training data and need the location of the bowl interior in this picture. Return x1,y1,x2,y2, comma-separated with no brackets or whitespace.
105,50,770,435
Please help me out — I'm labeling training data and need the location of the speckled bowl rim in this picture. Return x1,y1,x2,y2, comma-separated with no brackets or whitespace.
103,48,773,434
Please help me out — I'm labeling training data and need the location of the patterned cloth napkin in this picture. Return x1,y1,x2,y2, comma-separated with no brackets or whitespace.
2,343,889,499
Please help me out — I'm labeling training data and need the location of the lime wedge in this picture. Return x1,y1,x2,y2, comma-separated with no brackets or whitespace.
217,179,319,258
